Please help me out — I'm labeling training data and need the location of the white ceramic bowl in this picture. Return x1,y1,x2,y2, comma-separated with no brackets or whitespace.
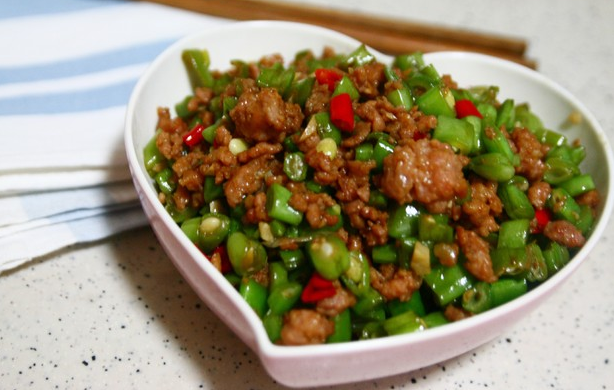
125,21,613,388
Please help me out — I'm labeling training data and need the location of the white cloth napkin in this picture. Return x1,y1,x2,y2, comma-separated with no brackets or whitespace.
0,0,232,272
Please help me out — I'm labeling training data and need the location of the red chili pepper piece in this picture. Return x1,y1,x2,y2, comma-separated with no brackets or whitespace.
301,273,336,303
532,208,552,234
330,92,355,132
455,99,483,119
183,123,205,147
211,245,232,274
315,68,343,92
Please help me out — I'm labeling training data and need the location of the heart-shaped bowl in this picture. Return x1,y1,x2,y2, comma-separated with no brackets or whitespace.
125,20,613,388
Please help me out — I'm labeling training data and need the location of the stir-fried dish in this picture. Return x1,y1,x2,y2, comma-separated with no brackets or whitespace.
143,44,599,345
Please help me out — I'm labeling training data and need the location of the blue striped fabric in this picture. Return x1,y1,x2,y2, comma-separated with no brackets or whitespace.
0,0,120,20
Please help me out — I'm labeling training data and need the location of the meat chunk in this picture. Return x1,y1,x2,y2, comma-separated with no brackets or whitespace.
316,282,356,317
380,139,470,210
279,309,335,346
462,178,503,237
543,220,586,248
456,226,497,283
511,127,549,182
370,264,422,302
230,87,304,143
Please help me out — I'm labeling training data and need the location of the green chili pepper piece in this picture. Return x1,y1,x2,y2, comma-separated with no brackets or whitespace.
182,49,214,89
497,219,531,249
393,52,425,72
180,216,201,243
268,262,288,291
353,287,386,319
491,247,528,277
417,87,455,117
482,125,519,166
433,115,475,155
543,241,570,276
327,309,352,343
397,237,417,270
469,152,515,182
372,243,398,264
525,243,548,282
462,282,492,314
373,138,395,170
279,249,306,271
498,182,535,220
358,321,387,340
543,157,580,185
286,76,315,107
532,127,567,147
557,174,595,197
266,183,303,226
164,203,197,224
341,250,371,297
154,167,176,195
547,188,581,225
383,310,426,336
203,176,224,203
198,213,231,253
283,152,308,182
239,278,268,318
423,263,474,306
227,232,267,276
575,204,595,235
313,112,342,145
418,213,453,243
257,64,295,96
388,203,421,239
340,44,376,69
332,75,360,100
267,281,302,316
175,95,193,119
355,143,374,162
463,115,483,154
368,189,388,210
306,233,350,280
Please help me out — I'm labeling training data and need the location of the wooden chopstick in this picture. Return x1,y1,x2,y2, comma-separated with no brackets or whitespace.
144,0,535,68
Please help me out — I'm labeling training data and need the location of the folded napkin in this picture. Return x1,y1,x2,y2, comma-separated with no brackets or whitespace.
0,0,232,272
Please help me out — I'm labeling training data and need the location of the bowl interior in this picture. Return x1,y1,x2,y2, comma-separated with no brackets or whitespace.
125,21,613,387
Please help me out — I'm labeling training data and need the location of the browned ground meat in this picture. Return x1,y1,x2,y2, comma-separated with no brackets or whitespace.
543,220,586,248
370,264,422,301
279,309,335,345
462,178,503,237
224,156,275,207
243,192,270,224
527,181,552,209
434,242,459,266
342,199,389,246
444,304,472,322
380,139,470,212
304,82,330,117
315,282,357,317
511,127,549,182
336,159,376,203
350,62,386,98
576,189,600,208
230,87,304,143
287,182,338,229
456,226,497,283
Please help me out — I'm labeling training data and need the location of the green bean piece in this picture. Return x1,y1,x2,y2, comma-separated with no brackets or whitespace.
353,288,386,319
226,231,268,276
263,310,283,343
306,233,350,280
532,127,567,147
557,173,596,197
165,202,197,224
143,131,166,177
418,213,453,243
368,189,388,210
393,52,425,72
340,44,376,69
491,247,528,277
266,183,303,226
423,263,474,306
462,282,492,314
269,219,287,238
267,281,302,315
372,243,398,264
341,250,371,297
268,262,288,291
514,103,544,133
154,167,176,195
358,321,387,340
180,216,201,243
490,278,527,308
463,115,483,154
332,75,360,100
495,99,515,129
525,243,548,282
497,219,531,249
182,49,214,89
355,143,374,161
422,311,449,328
507,175,530,192
313,112,342,145
387,290,426,317
383,310,426,336
482,125,519,166
203,175,224,203
433,116,475,155
477,103,497,127
498,183,535,220
575,204,595,235
175,95,194,119
416,87,455,117
397,237,417,270
201,120,221,144
543,157,580,185
279,249,306,271
239,278,268,318
327,309,353,343
388,203,421,239
198,213,231,253
542,241,570,275
469,152,516,182
283,152,308,182
547,188,581,225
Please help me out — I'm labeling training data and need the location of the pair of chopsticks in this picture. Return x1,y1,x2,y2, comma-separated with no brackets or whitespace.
145,0,536,69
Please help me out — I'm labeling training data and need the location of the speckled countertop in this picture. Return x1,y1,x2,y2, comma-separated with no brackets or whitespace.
1,1,613,389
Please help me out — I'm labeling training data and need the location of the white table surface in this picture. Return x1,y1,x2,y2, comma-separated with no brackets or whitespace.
1,1,613,389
